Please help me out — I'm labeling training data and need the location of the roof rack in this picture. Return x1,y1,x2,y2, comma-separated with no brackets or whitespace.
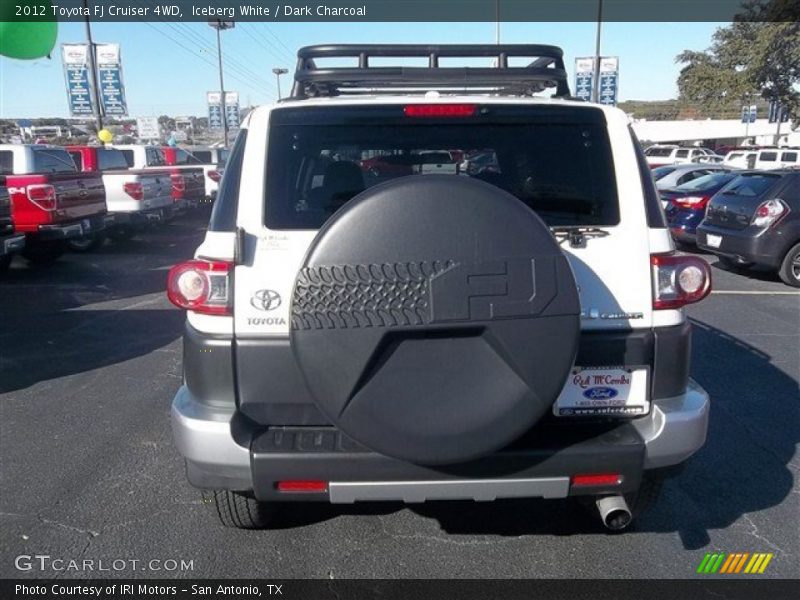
290,44,570,99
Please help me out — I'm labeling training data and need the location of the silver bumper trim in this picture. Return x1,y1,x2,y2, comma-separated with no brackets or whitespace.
328,477,570,504
170,386,251,487
635,378,709,469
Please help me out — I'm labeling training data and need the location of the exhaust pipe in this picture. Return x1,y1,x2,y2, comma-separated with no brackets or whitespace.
596,495,633,531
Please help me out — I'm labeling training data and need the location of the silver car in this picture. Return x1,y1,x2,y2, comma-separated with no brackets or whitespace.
652,163,734,192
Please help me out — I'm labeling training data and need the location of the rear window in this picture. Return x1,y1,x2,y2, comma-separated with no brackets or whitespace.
0,151,12,175
173,149,203,165
265,105,620,230
119,150,134,168
32,149,77,173
218,149,230,165
652,166,677,180
146,147,166,167
192,150,212,163
646,147,673,157
674,172,734,192
97,149,130,171
719,174,781,198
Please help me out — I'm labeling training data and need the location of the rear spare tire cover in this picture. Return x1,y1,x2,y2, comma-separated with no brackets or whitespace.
290,175,580,465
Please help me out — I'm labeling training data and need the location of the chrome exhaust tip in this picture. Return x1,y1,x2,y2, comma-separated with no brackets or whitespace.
596,495,633,531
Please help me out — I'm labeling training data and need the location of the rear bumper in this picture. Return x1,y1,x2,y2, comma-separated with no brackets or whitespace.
110,206,175,226
170,380,709,501
1,233,25,256
36,214,109,240
696,223,783,269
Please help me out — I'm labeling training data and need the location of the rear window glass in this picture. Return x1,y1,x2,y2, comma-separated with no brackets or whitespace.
0,151,12,175
97,149,129,171
146,147,166,167
265,106,619,229
33,149,77,173
675,172,734,192
652,166,676,180
192,150,212,163
720,174,780,198
173,149,203,165
119,150,134,168
759,152,777,162
218,149,230,164
646,147,673,157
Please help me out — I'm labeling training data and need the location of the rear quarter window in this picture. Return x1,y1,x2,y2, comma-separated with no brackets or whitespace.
264,105,620,230
0,151,13,175
32,149,77,173
781,152,798,163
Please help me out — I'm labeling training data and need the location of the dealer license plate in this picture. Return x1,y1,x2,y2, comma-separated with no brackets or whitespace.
706,234,722,248
553,366,649,417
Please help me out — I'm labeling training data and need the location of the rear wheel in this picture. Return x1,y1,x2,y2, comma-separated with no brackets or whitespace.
67,233,106,252
205,490,275,529
22,242,65,266
778,242,800,288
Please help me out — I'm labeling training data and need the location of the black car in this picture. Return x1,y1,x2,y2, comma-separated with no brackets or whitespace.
697,170,800,287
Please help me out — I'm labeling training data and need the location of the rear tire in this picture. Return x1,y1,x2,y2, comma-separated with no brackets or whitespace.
778,242,800,288
0,254,11,273
67,233,105,252
205,490,275,529
22,242,65,266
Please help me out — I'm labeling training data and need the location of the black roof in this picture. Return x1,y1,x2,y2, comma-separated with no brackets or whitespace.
290,44,571,99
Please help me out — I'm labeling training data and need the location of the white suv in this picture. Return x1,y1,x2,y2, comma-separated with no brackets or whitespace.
167,45,712,531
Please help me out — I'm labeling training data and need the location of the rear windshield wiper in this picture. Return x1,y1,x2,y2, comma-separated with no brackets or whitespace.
550,226,610,248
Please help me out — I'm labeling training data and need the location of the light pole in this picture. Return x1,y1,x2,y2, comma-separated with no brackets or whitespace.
82,0,103,135
273,68,288,100
591,0,604,103
208,20,234,147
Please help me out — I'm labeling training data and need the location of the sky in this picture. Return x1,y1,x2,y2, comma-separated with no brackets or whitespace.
0,21,726,119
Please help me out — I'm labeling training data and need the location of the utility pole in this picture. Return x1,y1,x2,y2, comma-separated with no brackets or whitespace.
82,0,103,135
209,20,234,148
273,68,288,100
591,0,604,103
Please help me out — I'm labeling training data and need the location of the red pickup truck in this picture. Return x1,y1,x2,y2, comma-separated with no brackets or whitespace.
0,176,26,272
0,144,107,264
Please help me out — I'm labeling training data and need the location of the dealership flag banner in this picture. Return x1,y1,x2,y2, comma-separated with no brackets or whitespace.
61,44,94,116
96,43,128,116
207,92,223,129
598,57,619,106
574,57,594,102
225,91,240,129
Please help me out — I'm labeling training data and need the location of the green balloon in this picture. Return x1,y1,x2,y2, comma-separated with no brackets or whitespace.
0,2,57,60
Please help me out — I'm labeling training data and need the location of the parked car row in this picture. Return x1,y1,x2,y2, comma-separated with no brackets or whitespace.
0,143,225,269
645,143,800,171
661,168,800,287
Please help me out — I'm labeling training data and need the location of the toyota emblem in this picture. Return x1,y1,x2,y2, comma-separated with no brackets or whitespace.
251,289,282,311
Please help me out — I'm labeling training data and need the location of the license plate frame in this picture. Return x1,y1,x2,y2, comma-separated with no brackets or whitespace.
553,366,650,417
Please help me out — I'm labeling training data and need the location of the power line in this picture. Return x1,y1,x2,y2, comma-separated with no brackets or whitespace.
240,23,296,66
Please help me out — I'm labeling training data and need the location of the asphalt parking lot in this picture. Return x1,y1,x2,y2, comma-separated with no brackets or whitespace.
1,209,798,579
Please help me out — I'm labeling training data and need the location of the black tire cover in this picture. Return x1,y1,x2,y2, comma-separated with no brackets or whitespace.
290,175,580,465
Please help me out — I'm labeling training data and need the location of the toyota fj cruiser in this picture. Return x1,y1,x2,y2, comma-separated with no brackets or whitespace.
167,45,712,531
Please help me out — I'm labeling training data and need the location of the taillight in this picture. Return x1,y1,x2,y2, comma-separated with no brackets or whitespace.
673,195,710,210
207,170,221,183
171,173,186,193
651,253,711,309
166,260,232,315
752,199,788,228
404,104,477,117
27,184,57,211
123,182,144,201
